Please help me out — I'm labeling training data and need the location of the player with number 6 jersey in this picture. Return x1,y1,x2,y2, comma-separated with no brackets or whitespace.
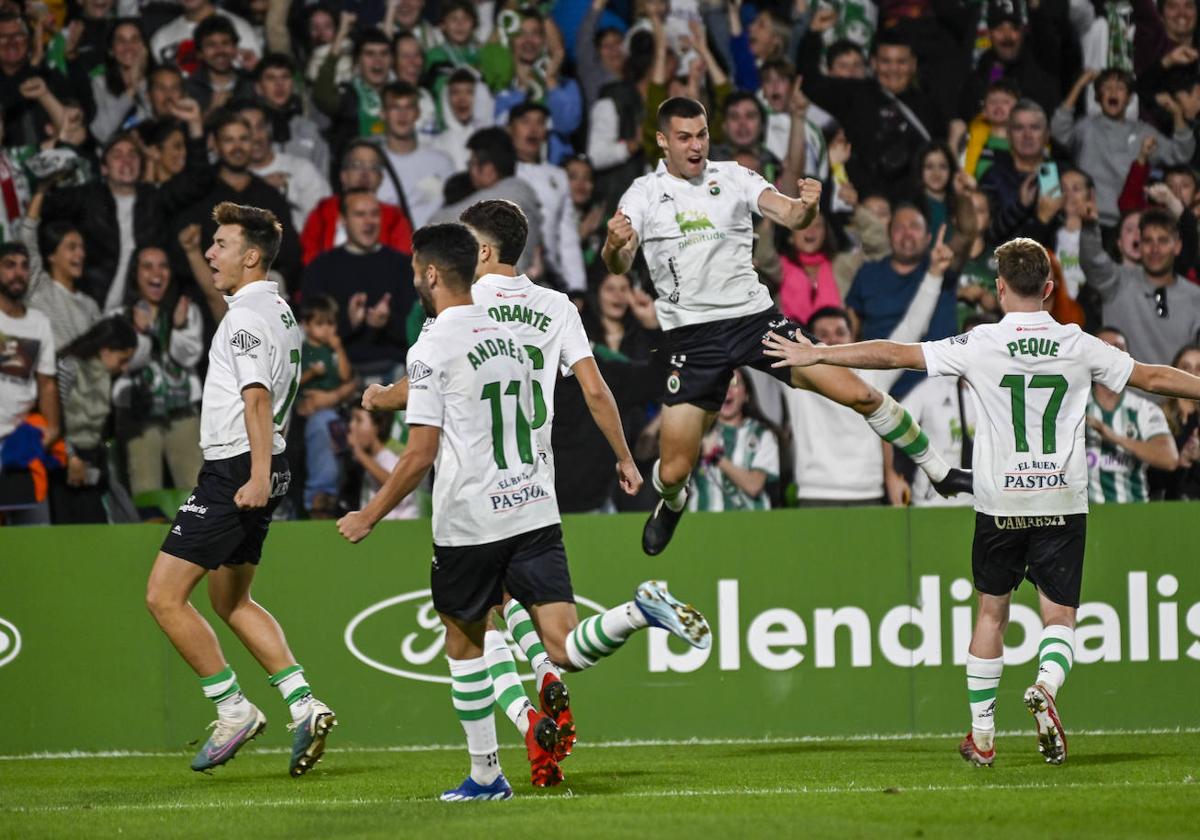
145,203,336,779
338,223,711,801
762,237,1200,770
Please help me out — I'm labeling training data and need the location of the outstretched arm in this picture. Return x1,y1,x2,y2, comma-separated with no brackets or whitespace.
762,331,928,371
572,357,643,495
1128,363,1200,401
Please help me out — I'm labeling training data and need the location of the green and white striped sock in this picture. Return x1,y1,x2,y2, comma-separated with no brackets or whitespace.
484,630,534,736
200,665,251,720
867,395,950,482
448,655,501,786
966,654,1003,747
565,604,647,671
269,664,312,723
503,600,559,692
1036,625,1074,697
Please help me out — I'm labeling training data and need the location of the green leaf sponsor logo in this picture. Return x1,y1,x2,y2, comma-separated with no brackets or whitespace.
675,211,715,234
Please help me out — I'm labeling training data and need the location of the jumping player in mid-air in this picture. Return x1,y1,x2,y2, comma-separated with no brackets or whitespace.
602,96,971,556
338,223,710,801
763,237,1200,766
145,203,336,777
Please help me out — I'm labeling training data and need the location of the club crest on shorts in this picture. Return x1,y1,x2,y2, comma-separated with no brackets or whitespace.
667,370,682,395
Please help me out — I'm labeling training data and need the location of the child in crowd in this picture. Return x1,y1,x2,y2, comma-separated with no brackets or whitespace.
299,294,356,518
348,405,418,521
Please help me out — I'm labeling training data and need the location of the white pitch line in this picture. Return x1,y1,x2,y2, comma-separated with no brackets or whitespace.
2,780,1195,815
3,727,1198,762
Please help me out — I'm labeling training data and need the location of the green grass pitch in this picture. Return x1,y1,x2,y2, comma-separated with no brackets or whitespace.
2,732,1198,838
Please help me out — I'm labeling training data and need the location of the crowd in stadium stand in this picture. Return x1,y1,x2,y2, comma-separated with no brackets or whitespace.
1,0,1200,526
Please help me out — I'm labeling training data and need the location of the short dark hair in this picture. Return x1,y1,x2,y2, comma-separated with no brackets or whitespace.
382,80,420,104
807,306,852,332
657,96,707,132
194,14,239,49
466,128,516,178
872,29,913,56
722,90,764,122
300,293,338,322
460,200,528,265
208,109,250,139
411,223,479,292
0,242,29,261
995,237,1050,297
984,78,1021,100
148,64,183,87
508,100,550,125
339,187,378,216
1164,164,1199,189
1097,325,1127,342
1059,166,1095,190
102,131,143,163
1140,207,1180,238
446,67,478,87
440,0,478,24
212,202,283,269
826,39,864,67
255,52,296,79
354,28,392,60
759,58,795,81
1094,68,1133,98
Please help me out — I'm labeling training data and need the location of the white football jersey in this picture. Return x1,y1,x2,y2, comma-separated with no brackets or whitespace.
405,304,560,547
471,273,593,466
618,160,776,330
200,281,303,460
921,310,1135,516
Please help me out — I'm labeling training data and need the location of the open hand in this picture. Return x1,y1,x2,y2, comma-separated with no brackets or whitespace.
365,293,391,329
762,329,820,368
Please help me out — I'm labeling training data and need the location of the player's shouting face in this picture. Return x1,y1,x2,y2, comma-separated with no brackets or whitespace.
658,115,710,180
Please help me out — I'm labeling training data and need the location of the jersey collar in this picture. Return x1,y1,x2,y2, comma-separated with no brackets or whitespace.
224,279,279,305
1000,309,1054,325
655,159,712,184
477,272,532,290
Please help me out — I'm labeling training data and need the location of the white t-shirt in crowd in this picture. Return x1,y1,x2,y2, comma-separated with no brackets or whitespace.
405,304,559,547
150,11,262,68
901,375,977,507
377,145,456,229
1055,226,1086,300
0,306,56,438
199,281,303,460
516,161,586,292
921,309,1135,516
361,447,420,520
618,159,776,331
252,152,332,232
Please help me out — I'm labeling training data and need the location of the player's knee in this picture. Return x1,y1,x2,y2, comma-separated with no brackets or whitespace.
659,454,694,486
209,593,244,623
145,582,176,620
849,384,883,415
